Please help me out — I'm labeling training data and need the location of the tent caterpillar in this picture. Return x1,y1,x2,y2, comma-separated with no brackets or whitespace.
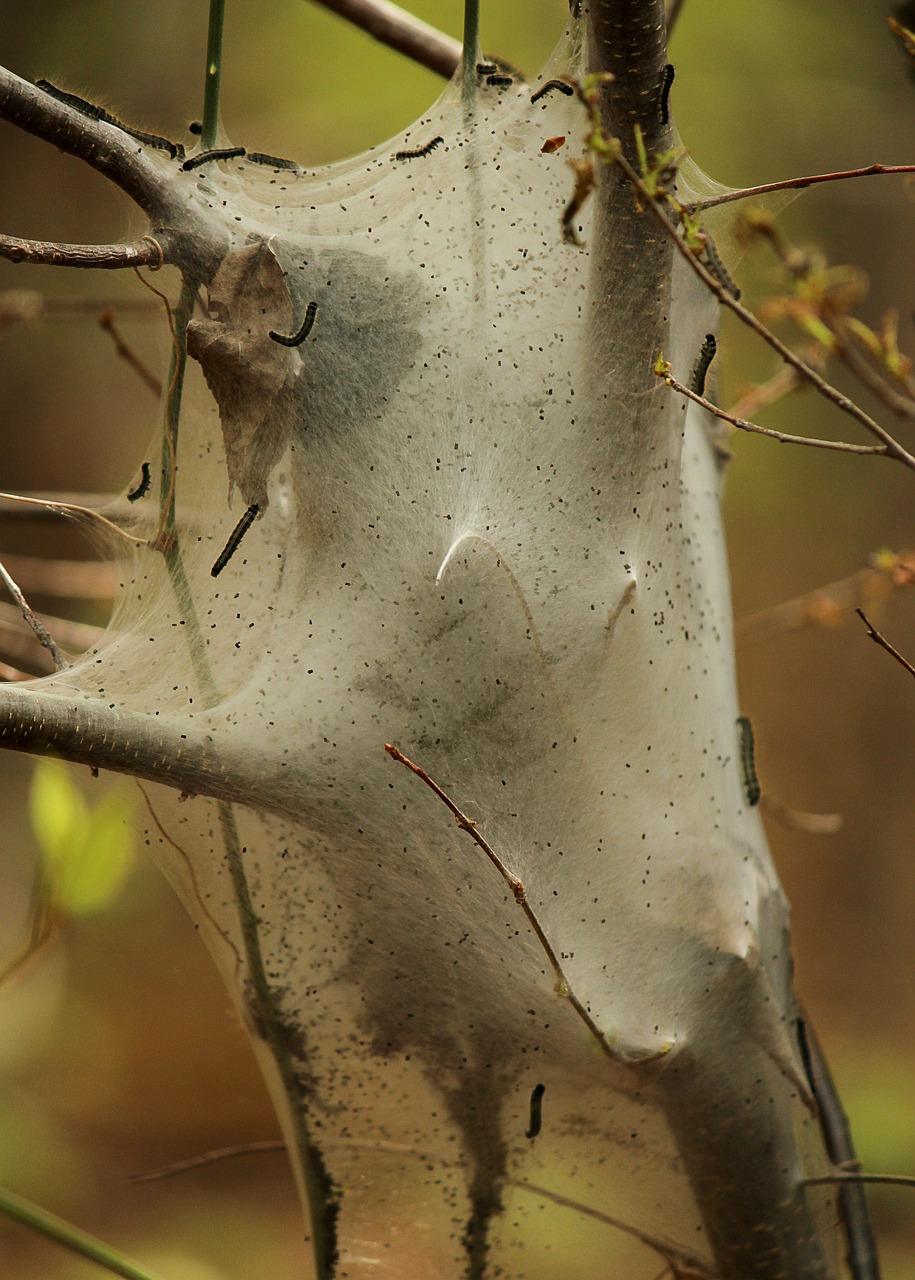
526,1083,545,1139
690,334,717,396
393,137,444,161
36,80,183,158
531,79,574,104
211,504,259,578
181,147,246,172
660,64,675,125
701,235,741,300
126,462,151,502
269,301,318,348
476,62,498,75
737,716,761,806
247,152,299,171
486,74,514,88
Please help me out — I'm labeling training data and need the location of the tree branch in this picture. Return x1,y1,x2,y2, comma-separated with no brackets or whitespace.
616,151,915,472
857,608,915,678
307,0,462,78
0,69,174,218
695,163,915,212
0,235,166,271
659,367,890,458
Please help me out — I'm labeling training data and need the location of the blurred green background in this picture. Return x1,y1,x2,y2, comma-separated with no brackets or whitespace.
0,1,913,1276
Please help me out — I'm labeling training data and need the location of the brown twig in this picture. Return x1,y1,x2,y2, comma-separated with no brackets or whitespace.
856,608,915,678
727,366,803,422
129,1139,285,1184
0,492,146,546
307,0,462,78
509,1180,716,1279
99,309,163,395
384,743,671,1068
0,602,101,655
615,150,915,472
759,795,843,836
0,558,68,670
0,235,166,272
659,368,888,458
665,0,687,35
735,552,915,645
804,1172,915,1190
694,164,915,212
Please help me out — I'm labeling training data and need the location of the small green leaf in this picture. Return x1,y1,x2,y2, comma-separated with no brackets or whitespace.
29,761,135,917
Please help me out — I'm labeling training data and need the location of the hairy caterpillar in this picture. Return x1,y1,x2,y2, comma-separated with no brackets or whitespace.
181,147,246,172
211,504,259,578
247,152,299,171
36,80,184,158
269,301,318,348
525,1083,545,1139
126,462,151,503
690,334,717,396
737,716,760,807
660,64,675,125
393,137,444,161
530,79,574,104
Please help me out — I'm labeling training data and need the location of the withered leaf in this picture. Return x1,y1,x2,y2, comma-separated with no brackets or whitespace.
186,240,297,511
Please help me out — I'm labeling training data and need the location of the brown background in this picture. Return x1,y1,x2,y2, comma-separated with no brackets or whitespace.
0,1,913,1276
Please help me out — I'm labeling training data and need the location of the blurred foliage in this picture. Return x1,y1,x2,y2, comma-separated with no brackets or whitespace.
30,759,134,917
0,1,913,1277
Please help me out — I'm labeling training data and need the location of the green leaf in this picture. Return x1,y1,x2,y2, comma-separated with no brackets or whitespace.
29,760,135,917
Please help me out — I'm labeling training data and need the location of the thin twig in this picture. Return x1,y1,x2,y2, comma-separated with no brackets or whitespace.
509,1180,717,1279
735,552,915,645
0,234,166,271
660,369,888,457
129,1139,285,1183
857,608,915,678
759,795,843,836
0,558,68,670
306,0,462,79
0,492,146,546
694,163,915,212
384,743,671,1068
804,1172,915,1189
99,309,163,395
665,0,687,35
615,151,915,471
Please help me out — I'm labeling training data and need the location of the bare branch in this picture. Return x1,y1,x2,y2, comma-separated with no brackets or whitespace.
384,743,671,1068
129,1140,285,1184
759,795,843,836
695,163,915,212
0,558,68,670
736,551,915,645
659,367,889,458
804,1172,915,1190
306,0,462,78
99,309,163,394
615,151,915,471
0,235,166,271
0,68,175,218
857,608,915,678
510,1180,717,1279
0,492,146,545
665,0,687,35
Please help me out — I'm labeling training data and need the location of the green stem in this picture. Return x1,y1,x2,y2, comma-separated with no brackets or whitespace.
462,0,480,103
217,804,338,1277
201,0,227,150
154,279,336,1274
0,1185,167,1280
